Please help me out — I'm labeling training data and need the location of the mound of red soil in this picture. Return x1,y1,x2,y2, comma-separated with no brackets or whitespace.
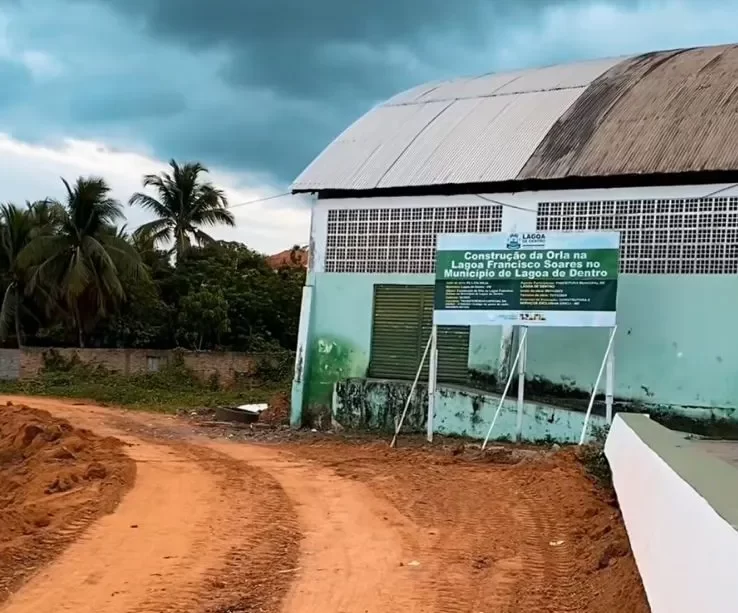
0,403,135,601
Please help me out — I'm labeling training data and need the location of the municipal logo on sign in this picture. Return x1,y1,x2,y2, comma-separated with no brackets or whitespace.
506,233,521,249
521,233,546,248
521,313,547,322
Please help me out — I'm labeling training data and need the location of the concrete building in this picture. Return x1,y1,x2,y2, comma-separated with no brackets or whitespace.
289,43,738,442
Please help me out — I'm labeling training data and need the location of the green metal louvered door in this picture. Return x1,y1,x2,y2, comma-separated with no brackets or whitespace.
369,285,428,380
419,289,471,384
369,285,469,384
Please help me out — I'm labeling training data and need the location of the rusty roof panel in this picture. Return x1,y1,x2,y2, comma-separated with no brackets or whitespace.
520,45,738,180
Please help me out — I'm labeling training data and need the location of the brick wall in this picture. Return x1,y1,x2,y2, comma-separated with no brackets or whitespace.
0,349,19,380
19,347,256,388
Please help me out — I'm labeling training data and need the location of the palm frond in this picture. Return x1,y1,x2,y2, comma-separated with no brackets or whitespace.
134,219,173,247
194,207,236,228
192,229,216,247
0,284,17,341
129,192,173,221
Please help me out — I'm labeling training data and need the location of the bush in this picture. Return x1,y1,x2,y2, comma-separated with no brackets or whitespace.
577,424,613,490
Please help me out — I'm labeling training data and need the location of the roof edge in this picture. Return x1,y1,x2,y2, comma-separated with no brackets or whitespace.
292,169,738,199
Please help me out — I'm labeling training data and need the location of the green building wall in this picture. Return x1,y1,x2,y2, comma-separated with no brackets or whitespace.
296,272,738,433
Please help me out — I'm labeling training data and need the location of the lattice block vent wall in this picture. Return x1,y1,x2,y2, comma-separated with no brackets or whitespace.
537,198,738,274
325,205,503,273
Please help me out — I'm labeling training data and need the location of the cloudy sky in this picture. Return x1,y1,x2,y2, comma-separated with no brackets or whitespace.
0,0,735,253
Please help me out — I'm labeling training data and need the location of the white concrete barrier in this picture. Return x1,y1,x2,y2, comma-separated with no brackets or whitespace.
605,414,738,613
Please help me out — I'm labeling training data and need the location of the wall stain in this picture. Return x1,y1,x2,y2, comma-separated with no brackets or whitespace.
294,345,304,383
469,369,499,393
526,375,589,401
306,337,366,426
470,395,485,427
640,385,655,398
334,378,427,432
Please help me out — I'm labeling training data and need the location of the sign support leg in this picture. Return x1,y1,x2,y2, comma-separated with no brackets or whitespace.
483,327,527,450
391,332,433,449
515,326,527,443
427,325,438,443
605,331,615,424
579,326,617,445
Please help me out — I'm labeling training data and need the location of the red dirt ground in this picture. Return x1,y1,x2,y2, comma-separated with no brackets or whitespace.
287,441,649,613
0,396,649,613
0,403,135,603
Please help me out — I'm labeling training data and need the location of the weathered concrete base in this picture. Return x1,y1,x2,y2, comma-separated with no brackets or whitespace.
606,414,738,613
333,377,607,443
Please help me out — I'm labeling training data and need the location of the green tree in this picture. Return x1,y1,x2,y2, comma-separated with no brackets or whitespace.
129,160,235,259
0,200,60,346
0,204,36,345
26,198,64,232
21,177,147,347
177,286,230,350
164,241,303,351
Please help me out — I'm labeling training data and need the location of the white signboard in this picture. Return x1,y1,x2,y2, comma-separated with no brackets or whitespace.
433,231,621,327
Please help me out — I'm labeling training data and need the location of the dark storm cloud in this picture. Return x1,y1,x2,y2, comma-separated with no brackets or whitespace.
70,87,187,123
89,0,574,98
8,0,725,185
67,0,588,181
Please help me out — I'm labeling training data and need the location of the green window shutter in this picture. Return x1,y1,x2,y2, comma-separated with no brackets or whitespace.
369,285,469,384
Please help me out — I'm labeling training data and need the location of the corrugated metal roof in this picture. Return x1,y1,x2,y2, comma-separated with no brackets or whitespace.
292,57,622,191
385,56,624,105
380,88,585,187
520,45,738,179
293,44,738,193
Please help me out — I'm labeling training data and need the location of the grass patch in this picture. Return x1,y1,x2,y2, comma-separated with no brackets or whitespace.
0,350,288,413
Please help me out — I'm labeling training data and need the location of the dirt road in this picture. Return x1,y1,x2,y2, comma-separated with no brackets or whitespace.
0,396,649,613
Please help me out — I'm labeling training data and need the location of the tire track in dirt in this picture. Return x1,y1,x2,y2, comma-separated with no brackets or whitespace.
410,466,525,613
1,440,219,613
0,398,650,613
130,444,300,613
508,485,576,613
319,452,536,613
211,442,432,613
0,399,301,613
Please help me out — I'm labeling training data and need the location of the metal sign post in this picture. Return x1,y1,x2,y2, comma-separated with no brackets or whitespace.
515,326,528,442
483,326,527,449
427,325,438,443
605,339,615,424
579,326,618,445
390,332,433,448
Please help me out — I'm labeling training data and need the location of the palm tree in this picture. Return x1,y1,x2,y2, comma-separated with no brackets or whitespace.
129,159,235,259
0,204,37,345
21,177,147,347
26,198,64,233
